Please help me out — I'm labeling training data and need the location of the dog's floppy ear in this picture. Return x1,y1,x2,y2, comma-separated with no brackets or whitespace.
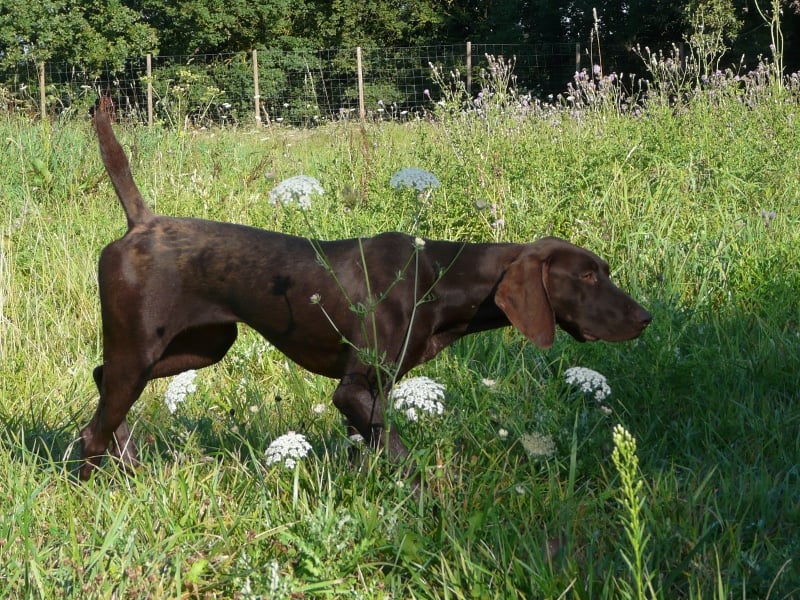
494,254,555,348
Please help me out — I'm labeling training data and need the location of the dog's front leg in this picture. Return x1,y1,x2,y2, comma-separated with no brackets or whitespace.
333,375,409,462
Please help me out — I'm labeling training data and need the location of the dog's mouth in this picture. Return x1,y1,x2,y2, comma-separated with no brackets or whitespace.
561,323,637,343
557,320,595,343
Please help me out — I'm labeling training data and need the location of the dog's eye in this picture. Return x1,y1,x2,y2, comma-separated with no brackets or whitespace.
580,271,597,284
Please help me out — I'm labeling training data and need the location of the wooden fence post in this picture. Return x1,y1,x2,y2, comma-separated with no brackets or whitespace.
356,47,365,120
38,62,46,119
146,54,153,126
575,43,581,74
252,49,261,126
466,41,472,96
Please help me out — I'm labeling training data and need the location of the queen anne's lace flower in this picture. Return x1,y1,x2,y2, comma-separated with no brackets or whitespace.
269,175,324,209
389,167,440,192
389,376,446,422
564,366,611,401
265,431,312,468
164,370,197,413
520,432,556,458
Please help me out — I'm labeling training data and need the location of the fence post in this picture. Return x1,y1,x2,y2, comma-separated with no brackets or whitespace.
575,43,581,74
466,41,472,96
356,47,365,120
252,49,261,126
38,62,46,119
146,54,153,126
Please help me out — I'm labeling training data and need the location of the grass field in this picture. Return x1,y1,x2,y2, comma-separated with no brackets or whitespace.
1,75,799,598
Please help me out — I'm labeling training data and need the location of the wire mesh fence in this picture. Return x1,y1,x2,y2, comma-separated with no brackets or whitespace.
0,42,627,127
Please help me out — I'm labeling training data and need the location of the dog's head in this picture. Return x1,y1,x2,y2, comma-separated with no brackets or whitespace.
494,237,651,348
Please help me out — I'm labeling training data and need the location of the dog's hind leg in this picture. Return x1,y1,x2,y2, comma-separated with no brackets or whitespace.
88,364,138,472
80,359,151,480
80,323,238,480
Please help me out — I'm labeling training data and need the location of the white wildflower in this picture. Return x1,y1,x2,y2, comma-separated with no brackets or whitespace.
564,366,612,402
389,167,440,192
498,428,509,440
348,433,365,445
413,236,426,249
269,175,324,210
481,378,497,388
311,403,327,415
164,370,197,413
265,431,312,468
390,376,446,422
520,432,556,458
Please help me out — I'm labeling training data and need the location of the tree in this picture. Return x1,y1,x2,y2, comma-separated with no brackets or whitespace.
132,0,319,56
311,0,444,49
0,0,157,71
440,0,528,43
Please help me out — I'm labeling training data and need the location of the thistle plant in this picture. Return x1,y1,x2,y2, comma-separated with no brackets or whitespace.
754,0,785,85
611,424,656,600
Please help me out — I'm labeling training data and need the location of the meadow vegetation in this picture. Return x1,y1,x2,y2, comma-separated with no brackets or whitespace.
1,58,799,598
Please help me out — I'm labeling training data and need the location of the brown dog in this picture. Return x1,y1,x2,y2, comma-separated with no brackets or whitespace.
79,100,651,480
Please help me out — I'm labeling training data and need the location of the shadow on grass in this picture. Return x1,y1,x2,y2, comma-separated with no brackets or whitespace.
0,404,282,482
0,411,82,477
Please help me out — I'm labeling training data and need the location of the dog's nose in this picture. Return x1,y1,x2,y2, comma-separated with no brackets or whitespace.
637,307,653,328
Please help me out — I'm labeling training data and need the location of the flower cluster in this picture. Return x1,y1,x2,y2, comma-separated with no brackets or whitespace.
389,376,446,422
265,431,312,468
389,167,440,192
564,366,611,402
520,432,556,458
164,369,197,413
269,175,324,210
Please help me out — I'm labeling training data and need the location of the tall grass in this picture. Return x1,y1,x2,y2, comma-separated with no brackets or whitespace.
1,66,799,598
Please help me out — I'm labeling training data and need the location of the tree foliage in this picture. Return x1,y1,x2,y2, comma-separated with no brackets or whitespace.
0,0,157,71
132,0,314,56
0,0,797,71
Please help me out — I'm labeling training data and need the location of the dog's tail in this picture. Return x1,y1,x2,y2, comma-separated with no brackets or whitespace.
92,96,153,229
